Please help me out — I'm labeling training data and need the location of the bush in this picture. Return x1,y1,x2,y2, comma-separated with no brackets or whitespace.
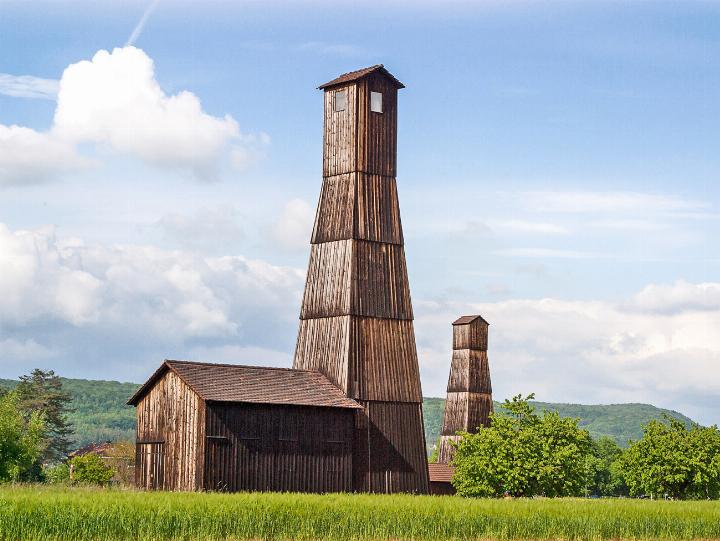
452,394,592,497
70,453,115,485
43,462,71,484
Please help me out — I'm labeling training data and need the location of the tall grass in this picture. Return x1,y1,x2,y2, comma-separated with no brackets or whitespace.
0,485,718,540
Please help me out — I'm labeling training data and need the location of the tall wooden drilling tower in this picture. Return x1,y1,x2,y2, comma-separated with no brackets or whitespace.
437,315,493,464
293,65,429,493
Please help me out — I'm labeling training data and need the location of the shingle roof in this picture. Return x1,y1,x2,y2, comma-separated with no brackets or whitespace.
127,360,362,409
318,64,405,90
428,462,455,483
452,315,490,326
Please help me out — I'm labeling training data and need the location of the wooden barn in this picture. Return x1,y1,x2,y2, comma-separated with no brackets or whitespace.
128,360,361,492
130,65,430,494
430,315,493,494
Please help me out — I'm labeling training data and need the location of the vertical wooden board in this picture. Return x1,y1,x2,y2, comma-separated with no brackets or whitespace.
206,403,354,494
355,173,403,244
440,392,469,436
323,84,357,176
311,173,355,243
351,241,413,320
466,392,494,433
351,318,422,402
357,75,397,177
437,435,462,465
294,316,351,394
134,370,203,491
453,321,489,350
356,401,429,494
300,240,354,319
467,350,492,393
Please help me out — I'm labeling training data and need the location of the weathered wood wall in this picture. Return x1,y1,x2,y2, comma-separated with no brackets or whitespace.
135,370,205,490
294,69,429,493
204,403,354,493
438,318,493,464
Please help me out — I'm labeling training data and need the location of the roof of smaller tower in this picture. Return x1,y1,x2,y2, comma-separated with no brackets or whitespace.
127,360,362,409
452,314,490,326
318,64,405,90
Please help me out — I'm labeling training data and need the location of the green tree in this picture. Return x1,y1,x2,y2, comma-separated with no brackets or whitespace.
452,394,592,497
586,436,627,496
16,369,74,463
70,453,115,485
621,417,720,499
0,391,46,481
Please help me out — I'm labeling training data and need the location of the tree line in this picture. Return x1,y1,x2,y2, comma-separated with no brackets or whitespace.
0,369,120,484
450,394,720,499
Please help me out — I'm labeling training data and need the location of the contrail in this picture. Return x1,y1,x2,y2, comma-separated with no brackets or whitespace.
126,0,161,46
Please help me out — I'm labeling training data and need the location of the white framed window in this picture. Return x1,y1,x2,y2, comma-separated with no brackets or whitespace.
334,90,347,112
370,91,383,113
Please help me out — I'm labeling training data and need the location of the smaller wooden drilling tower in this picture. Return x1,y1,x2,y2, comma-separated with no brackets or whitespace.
437,315,493,464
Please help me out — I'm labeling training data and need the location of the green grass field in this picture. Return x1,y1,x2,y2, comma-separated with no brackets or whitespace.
1,486,719,541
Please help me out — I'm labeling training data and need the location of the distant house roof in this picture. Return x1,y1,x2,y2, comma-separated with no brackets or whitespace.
127,360,362,410
452,315,490,326
68,441,113,458
428,462,455,483
318,64,405,90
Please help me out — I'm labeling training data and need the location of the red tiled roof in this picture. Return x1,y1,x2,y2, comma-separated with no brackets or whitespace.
128,360,362,410
318,64,405,90
452,315,490,326
428,462,455,483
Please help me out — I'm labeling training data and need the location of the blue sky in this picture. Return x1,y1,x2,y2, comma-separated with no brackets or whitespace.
0,1,718,424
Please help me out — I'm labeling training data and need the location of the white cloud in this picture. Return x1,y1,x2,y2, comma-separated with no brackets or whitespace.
0,73,59,100
0,223,304,367
523,191,707,214
271,198,315,250
492,220,569,235
0,46,266,186
497,248,601,259
53,47,246,180
0,125,88,186
628,280,720,314
415,281,720,425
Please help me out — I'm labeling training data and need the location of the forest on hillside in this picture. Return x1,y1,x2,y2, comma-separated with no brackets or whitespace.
1,377,695,451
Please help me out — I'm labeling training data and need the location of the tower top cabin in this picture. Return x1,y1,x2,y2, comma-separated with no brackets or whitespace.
318,65,404,178
452,314,489,351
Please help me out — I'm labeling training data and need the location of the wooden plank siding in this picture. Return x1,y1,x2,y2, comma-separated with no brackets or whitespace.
295,66,429,493
134,370,205,491
300,240,413,320
204,403,354,493
311,173,403,245
353,402,429,493
446,349,492,394
295,316,422,403
439,317,493,465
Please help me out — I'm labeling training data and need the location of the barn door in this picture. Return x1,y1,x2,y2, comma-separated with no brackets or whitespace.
205,437,234,491
136,442,165,490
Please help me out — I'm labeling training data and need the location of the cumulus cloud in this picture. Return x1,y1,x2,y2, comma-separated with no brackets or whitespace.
0,125,88,186
271,198,315,250
415,282,720,425
53,47,249,179
0,222,303,380
0,46,266,186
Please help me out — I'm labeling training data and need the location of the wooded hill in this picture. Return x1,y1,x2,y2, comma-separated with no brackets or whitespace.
1,378,695,452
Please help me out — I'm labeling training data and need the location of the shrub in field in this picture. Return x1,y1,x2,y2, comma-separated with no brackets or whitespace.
0,390,46,481
70,452,115,485
452,393,592,497
621,417,720,500
43,462,71,484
